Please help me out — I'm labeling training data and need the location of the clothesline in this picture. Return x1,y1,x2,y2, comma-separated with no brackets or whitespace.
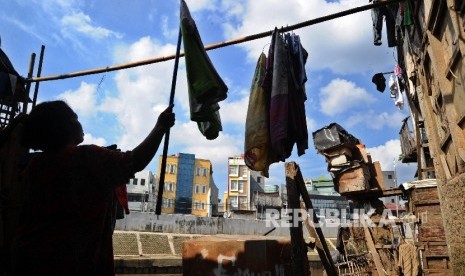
30,0,404,83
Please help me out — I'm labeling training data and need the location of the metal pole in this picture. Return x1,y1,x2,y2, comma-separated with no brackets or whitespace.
155,27,182,215
32,45,45,107
22,53,36,114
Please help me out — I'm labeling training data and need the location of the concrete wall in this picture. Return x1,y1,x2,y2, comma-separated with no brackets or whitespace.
115,212,338,238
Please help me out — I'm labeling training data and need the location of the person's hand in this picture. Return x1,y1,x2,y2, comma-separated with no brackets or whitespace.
156,104,175,132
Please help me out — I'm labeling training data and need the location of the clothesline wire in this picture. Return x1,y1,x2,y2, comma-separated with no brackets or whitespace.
30,0,404,83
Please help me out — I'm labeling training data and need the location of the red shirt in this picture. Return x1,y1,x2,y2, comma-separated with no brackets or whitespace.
12,145,133,276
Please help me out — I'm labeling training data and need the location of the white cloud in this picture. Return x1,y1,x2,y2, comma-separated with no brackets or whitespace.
61,12,122,40
57,81,97,117
367,139,402,171
81,133,107,146
184,0,217,12
319,78,375,116
221,95,249,124
223,0,394,74
345,110,407,130
367,139,417,184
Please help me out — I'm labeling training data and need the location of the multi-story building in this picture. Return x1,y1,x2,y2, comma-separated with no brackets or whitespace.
126,170,157,212
157,153,218,217
225,155,265,212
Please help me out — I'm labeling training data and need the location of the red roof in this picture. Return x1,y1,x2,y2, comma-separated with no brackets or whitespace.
384,202,406,212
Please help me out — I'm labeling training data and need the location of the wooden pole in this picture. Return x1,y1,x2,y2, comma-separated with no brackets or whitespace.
285,163,310,276
286,162,338,276
30,0,403,83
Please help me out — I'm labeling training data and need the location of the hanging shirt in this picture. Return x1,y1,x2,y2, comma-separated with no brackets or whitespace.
180,0,228,140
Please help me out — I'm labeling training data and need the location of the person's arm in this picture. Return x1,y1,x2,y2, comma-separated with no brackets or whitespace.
130,104,175,172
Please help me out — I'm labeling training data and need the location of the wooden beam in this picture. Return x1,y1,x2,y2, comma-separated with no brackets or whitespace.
285,162,337,276
361,218,386,276
285,165,310,275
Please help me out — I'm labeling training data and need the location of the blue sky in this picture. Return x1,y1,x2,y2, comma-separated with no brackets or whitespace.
1,0,417,198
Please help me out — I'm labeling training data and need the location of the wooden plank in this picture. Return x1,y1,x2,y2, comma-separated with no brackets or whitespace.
286,162,338,276
361,218,385,276
285,163,310,276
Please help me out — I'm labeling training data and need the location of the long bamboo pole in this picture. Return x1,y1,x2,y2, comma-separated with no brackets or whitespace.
30,0,403,83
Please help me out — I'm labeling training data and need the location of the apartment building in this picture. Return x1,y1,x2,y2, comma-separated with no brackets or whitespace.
157,153,218,217
126,170,157,212
225,155,265,212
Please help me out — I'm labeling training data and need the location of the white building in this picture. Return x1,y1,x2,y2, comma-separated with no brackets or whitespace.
126,170,157,212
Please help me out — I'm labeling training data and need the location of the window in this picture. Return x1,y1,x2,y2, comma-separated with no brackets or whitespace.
388,174,393,179
229,165,238,175
140,179,146,186
230,180,238,191
196,167,201,176
203,168,208,176
257,176,262,183
230,197,238,207
202,185,207,194
238,181,245,193
195,184,200,194
201,201,205,210
391,199,395,203
194,201,199,210
133,178,138,185
170,164,176,174
167,199,172,208
169,183,174,192
241,166,247,177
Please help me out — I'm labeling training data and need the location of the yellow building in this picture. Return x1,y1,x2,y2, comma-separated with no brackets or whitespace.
157,153,218,216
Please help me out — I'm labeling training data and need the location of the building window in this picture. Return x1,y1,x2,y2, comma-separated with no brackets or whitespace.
170,164,176,174
241,166,247,177
388,174,393,179
201,201,205,210
167,199,172,208
194,201,199,210
257,176,262,183
238,180,245,193
391,199,395,203
133,178,138,185
203,168,208,176
229,165,238,175
196,167,201,176
230,197,238,208
202,185,207,194
195,184,200,194
231,180,238,191
169,183,174,192
140,179,146,186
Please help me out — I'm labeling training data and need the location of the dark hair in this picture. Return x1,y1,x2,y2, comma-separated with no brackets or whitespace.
21,100,78,151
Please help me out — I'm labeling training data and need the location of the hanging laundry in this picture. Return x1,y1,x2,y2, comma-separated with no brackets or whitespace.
372,72,386,92
180,0,228,140
389,74,404,110
244,53,274,177
269,31,292,161
370,0,398,47
285,33,309,156
252,29,309,164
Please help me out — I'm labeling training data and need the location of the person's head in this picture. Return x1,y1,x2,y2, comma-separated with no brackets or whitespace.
21,100,84,151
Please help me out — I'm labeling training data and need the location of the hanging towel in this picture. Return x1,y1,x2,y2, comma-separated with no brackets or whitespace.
244,53,274,177
269,32,292,161
180,0,228,105
389,74,404,109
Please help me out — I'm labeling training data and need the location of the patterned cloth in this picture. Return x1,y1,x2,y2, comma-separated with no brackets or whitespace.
11,145,133,276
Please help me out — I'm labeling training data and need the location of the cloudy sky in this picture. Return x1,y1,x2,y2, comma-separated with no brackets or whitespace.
1,0,417,198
